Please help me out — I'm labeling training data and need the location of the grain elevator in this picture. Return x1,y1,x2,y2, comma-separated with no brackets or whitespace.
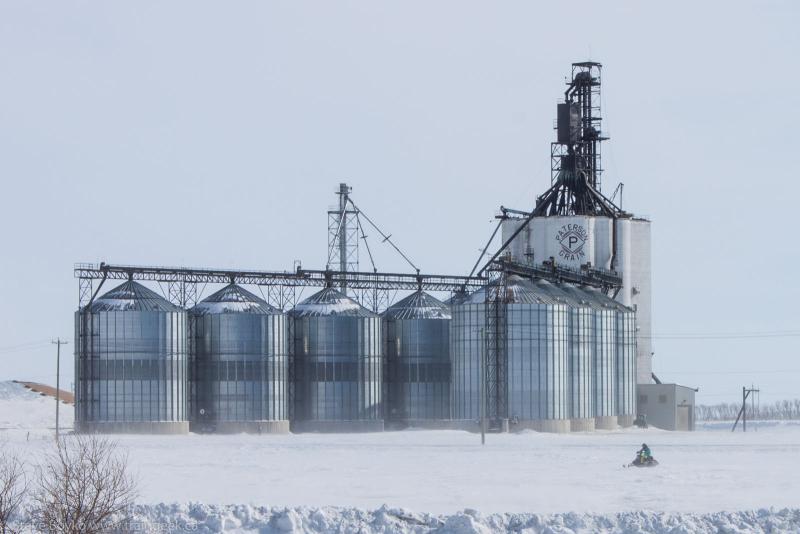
500,62,652,386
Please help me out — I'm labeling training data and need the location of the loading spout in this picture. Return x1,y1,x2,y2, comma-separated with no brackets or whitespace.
651,373,662,385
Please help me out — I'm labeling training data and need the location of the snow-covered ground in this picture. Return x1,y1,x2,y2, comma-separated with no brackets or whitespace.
105,424,800,515
2,381,799,532
0,380,73,430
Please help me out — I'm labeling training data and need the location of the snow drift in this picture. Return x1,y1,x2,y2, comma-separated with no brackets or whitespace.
111,504,800,533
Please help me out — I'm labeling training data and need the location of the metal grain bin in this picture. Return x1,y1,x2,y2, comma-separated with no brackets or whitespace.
382,291,451,426
556,283,596,432
449,292,484,425
450,276,570,433
579,286,618,430
585,287,637,427
189,284,288,434
506,279,570,433
74,281,188,434
289,288,383,432
615,308,637,426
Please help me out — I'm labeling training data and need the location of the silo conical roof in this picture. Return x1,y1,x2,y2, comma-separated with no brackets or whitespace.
383,290,451,320
465,276,564,305
190,284,279,315
526,279,575,306
555,283,598,308
86,280,180,312
289,287,376,317
582,286,633,313
444,290,471,307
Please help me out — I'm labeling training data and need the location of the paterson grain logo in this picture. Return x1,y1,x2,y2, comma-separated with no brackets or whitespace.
556,224,588,261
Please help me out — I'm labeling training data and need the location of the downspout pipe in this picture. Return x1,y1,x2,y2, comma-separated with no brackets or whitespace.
610,214,618,272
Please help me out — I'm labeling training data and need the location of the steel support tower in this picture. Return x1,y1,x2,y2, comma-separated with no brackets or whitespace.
484,274,508,427
534,62,624,218
327,183,360,294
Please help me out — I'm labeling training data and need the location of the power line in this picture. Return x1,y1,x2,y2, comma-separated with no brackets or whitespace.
0,340,51,350
0,341,51,355
698,392,799,398
664,369,800,376
646,330,800,340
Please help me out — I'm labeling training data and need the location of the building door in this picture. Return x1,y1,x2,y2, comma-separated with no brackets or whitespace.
677,405,690,431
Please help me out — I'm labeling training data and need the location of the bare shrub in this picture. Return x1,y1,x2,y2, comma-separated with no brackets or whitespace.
696,399,800,421
0,449,27,534
31,436,137,534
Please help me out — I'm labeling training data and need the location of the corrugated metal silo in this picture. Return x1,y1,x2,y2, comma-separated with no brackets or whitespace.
616,307,637,426
289,288,383,432
449,288,483,425
554,283,596,432
189,284,288,434
507,279,569,432
74,280,188,434
382,291,451,426
579,286,618,429
584,287,637,427
450,276,570,433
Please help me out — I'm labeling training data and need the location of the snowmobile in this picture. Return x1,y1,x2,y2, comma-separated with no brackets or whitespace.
628,455,659,468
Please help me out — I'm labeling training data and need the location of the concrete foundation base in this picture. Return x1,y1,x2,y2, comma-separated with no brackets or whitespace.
444,419,573,434
190,420,290,434
617,414,635,428
76,421,189,435
594,416,618,430
513,419,571,434
570,418,596,432
385,419,462,430
435,419,486,432
291,420,384,433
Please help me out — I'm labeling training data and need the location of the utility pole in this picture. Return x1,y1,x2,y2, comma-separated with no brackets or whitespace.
52,338,68,440
742,386,747,432
732,385,760,432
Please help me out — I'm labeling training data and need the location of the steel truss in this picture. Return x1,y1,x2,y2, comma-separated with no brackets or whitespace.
74,263,487,311
484,274,508,427
259,285,303,313
495,258,622,293
74,256,621,310
167,280,198,309
476,249,623,295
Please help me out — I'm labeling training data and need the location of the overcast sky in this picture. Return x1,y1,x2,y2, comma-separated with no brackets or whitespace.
1,1,798,405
